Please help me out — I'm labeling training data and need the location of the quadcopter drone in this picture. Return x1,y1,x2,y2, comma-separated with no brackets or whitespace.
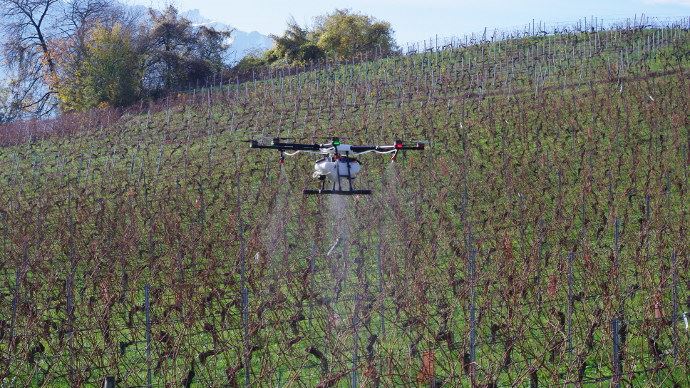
250,137,425,195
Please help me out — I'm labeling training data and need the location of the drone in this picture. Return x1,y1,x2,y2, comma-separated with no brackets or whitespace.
250,137,425,195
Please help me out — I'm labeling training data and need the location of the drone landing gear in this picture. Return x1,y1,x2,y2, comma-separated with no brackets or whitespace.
303,177,372,195
303,189,372,195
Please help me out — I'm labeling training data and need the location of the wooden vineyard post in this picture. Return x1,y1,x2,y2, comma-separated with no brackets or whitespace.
241,239,249,388
462,184,477,385
5,269,18,376
237,170,250,388
612,318,621,388
670,250,678,362
468,240,477,385
613,216,622,314
373,175,386,385
377,181,386,340
352,292,360,388
67,198,76,385
567,251,574,354
612,215,623,388
145,284,152,387
458,118,477,385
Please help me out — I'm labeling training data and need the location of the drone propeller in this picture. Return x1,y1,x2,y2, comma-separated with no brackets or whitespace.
270,136,297,143
239,135,296,143
249,138,321,152
228,136,296,144
317,136,349,142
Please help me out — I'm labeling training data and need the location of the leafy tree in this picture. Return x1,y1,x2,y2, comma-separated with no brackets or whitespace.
57,23,141,111
313,9,396,59
263,17,324,65
295,42,326,62
234,53,267,72
255,9,394,69
142,5,232,93
195,25,233,70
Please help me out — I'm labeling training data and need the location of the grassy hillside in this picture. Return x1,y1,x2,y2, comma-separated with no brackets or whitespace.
0,24,688,386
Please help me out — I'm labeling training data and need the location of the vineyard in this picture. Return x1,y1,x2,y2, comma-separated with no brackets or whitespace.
0,17,689,387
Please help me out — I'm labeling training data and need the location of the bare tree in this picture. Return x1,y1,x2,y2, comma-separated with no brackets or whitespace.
1,0,62,77
1,0,60,116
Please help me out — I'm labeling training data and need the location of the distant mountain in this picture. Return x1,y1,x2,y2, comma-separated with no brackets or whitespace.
182,9,273,64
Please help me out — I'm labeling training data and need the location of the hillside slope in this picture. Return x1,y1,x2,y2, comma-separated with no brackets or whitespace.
0,25,688,386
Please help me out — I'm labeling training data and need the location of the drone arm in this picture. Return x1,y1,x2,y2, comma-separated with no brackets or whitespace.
352,149,396,155
350,145,399,153
250,140,321,151
350,145,378,153
283,150,323,156
351,142,426,153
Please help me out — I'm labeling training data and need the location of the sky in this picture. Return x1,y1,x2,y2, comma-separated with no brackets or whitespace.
124,0,690,45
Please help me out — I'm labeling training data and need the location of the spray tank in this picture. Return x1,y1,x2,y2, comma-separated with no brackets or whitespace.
313,156,361,181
